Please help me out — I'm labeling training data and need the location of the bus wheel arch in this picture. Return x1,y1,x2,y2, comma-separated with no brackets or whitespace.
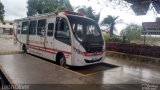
56,52,66,67
22,44,27,53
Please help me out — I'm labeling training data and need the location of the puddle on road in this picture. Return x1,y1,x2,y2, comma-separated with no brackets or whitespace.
29,54,119,76
69,63,119,75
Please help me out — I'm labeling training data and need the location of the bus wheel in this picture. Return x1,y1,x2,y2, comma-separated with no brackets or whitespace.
57,54,66,67
22,45,27,53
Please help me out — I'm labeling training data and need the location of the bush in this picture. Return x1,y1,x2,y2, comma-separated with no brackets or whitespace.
109,36,123,42
103,33,123,42
103,33,110,41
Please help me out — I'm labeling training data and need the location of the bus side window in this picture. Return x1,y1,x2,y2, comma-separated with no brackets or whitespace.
37,19,46,35
47,23,54,36
21,21,29,34
29,20,37,35
17,25,21,34
55,17,71,45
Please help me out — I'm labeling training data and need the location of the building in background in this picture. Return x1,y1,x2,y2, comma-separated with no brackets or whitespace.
156,17,160,22
142,18,160,36
0,20,14,35
142,17,160,46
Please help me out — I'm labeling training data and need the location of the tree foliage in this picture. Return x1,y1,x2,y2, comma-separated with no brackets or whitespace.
101,15,122,37
0,2,5,21
121,24,141,42
77,6,100,23
27,0,73,16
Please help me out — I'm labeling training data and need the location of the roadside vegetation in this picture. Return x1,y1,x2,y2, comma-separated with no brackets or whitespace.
76,6,100,23
101,15,122,38
103,23,142,43
120,24,141,43
27,0,73,16
0,1,5,21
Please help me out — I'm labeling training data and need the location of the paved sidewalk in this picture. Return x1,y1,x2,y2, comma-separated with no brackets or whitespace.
0,38,21,55
104,57,160,84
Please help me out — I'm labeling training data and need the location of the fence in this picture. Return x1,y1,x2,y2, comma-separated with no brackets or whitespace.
106,42,160,58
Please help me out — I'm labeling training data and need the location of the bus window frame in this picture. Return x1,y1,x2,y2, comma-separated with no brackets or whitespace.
29,20,37,35
21,21,29,35
37,19,46,36
55,17,71,45
47,23,54,37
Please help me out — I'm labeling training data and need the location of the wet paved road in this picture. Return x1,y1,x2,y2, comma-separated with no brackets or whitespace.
0,38,20,55
0,54,160,90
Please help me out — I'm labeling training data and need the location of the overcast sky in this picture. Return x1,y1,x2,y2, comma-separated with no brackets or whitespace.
1,0,159,34
1,0,27,20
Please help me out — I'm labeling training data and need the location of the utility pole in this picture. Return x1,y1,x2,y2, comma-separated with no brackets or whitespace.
144,28,146,45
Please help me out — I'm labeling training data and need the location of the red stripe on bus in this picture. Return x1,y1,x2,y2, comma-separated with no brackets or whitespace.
28,44,71,55
57,50,71,54
82,51,104,56
45,51,56,54
45,47,56,51
28,44,44,49
28,46,56,54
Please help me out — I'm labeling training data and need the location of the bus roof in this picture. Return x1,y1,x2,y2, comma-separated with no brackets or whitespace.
14,12,56,22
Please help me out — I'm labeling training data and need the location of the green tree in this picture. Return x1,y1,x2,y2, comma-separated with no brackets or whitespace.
0,2,5,21
27,0,73,16
121,24,141,42
101,15,122,37
77,6,100,23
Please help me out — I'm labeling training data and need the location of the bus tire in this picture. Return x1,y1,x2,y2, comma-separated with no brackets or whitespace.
22,45,27,53
56,53,66,67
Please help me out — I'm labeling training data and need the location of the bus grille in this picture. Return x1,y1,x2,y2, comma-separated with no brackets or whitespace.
84,57,102,63
85,46,103,53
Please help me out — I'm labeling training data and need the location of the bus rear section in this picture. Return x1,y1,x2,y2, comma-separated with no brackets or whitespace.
15,13,58,61
14,18,29,53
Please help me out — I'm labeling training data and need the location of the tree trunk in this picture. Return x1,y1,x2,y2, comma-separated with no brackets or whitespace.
110,24,114,37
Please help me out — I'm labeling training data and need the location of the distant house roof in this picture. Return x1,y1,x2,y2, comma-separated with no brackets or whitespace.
0,20,14,29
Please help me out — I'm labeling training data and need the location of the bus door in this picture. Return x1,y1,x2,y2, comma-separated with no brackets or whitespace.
45,16,56,60
21,21,29,44
16,21,22,42
53,17,72,65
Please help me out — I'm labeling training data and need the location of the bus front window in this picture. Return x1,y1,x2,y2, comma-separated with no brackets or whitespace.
73,24,83,42
67,15,104,52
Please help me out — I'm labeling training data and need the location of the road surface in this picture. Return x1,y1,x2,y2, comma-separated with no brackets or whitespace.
0,38,20,55
0,54,160,90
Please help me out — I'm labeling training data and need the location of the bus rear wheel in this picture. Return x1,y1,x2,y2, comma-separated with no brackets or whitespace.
57,54,66,67
22,45,27,53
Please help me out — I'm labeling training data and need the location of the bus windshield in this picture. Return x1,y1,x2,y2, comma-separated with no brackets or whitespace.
67,15,103,44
